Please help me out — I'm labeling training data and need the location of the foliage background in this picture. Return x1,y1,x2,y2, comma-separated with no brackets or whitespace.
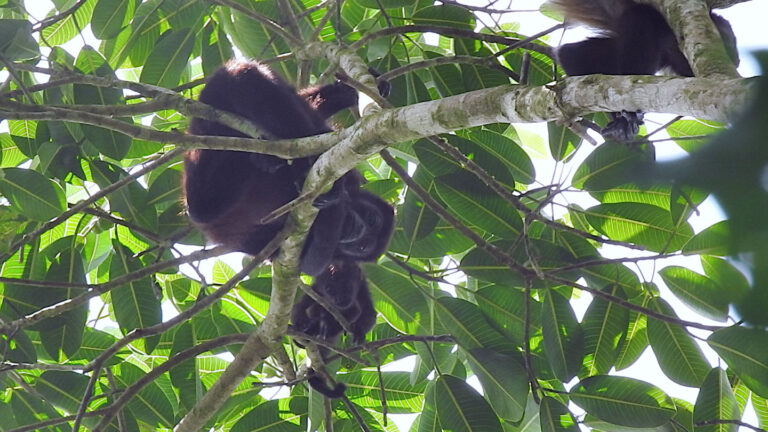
0,0,766,431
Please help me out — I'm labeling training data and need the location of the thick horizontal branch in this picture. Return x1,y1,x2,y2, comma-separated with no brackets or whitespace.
1,76,748,163
646,0,739,78
307,75,749,187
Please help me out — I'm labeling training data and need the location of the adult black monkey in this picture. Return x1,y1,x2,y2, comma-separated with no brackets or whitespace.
184,60,394,397
552,0,739,141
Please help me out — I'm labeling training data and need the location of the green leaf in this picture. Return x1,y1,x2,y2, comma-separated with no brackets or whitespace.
41,12,78,44
752,394,768,430
412,5,475,30
547,122,579,162
667,119,726,153
435,297,515,354
170,322,202,411
110,242,162,350
418,382,440,432
466,129,535,184
146,168,183,205
139,28,195,88
91,0,130,39
475,285,536,346
584,202,694,252
40,246,88,359
581,284,629,375
615,307,649,371
570,375,676,428
401,167,440,241
34,371,90,412
541,290,583,382
659,266,728,322
647,298,710,387
353,0,419,10
693,367,739,432
435,171,522,239
683,221,731,256
0,167,66,221
708,327,768,398
340,370,426,413
0,19,38,60
115,362,175,427
572,142,652,191
701,255,750,303
74,47,132,159
365,263,430,335
157,0,209,29
8,119,37,158
231,399,302,431
201,23,234,76
435,375,502,432
103,0,161,68
540,396,579,432
464,348,528,422
89,160,157,230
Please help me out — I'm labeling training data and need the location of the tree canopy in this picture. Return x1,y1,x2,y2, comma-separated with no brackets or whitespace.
0,0,766,431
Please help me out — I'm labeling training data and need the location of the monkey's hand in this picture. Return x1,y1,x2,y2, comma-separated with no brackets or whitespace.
368,66,391,98
602,111,644,142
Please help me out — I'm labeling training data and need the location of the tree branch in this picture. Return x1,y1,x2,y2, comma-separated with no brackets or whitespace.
642,0,740,77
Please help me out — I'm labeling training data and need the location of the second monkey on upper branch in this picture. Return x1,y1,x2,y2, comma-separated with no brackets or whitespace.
551,0,739,141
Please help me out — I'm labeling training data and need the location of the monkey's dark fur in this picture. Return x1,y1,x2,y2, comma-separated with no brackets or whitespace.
552,0,738,140
184,60,393,398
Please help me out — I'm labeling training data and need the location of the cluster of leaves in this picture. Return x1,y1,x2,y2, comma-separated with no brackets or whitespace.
0,0,766,431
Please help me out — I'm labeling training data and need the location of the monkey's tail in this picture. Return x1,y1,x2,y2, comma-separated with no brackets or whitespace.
548,0,634,33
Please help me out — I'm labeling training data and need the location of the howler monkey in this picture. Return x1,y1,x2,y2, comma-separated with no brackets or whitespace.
184,60,393,396
552,0,739,141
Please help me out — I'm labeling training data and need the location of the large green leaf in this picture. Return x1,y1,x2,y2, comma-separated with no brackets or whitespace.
584,202,694,252
109,242,162,351
541,290,583,382
540,396,579,432
74,47,132,159
34,371,90,412
547,121,580,162
708,327,768,398
0,167,66,221
418,382,440,432
615,306,649,371
435,296,515,355
39,246,88,359
475,285,537,347
647,298,710,387
412,5,475,30
115,362,175,427
693,368,739,432
570,375,676,428
231,399,303,432
435,171,522,239
581,284,629,375
659,266,728,322
91,0,133,39
572,142,653,191
401,167,440,241
139,28,195,88
466,129,535,184
340,370,426,413
365,263,430,335
464,348,528,422
683,221,731,256
0,19,38,60
435,375,502,432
